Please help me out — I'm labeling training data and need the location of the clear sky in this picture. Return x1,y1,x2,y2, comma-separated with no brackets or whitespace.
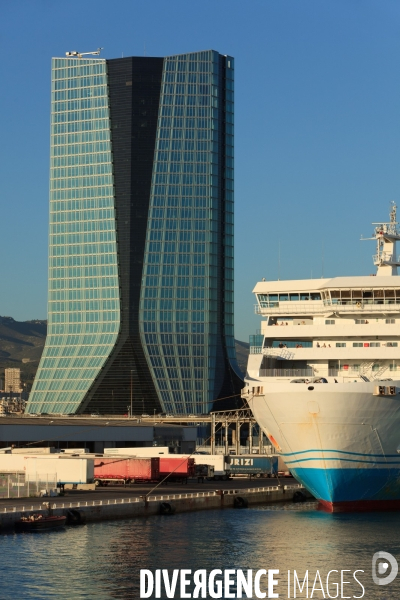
1,0,400,341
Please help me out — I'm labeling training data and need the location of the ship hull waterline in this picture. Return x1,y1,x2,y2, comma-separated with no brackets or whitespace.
248,381,400,512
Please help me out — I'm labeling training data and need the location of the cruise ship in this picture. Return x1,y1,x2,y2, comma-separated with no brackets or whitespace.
243,204,400,511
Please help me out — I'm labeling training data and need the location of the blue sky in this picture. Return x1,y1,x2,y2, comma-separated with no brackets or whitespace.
1,1,400,341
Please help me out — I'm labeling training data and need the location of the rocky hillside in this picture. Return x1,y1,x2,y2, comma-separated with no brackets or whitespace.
0,316,47,387
0,316,249,387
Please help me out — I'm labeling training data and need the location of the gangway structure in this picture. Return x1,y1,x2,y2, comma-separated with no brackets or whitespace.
209,407,264,455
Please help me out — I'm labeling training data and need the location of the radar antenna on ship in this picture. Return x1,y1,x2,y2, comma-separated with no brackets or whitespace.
362,201,400,276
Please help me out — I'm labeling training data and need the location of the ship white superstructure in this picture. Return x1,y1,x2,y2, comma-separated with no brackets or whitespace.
243,204,400,511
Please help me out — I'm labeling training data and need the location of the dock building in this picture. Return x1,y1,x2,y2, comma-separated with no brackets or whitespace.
27,50,243,416
0,417,197,454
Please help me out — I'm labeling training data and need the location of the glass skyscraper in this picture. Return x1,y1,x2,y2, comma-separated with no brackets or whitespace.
27,50,243,415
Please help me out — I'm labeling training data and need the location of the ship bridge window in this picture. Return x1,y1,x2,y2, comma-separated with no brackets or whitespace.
385,290,395,298
341,291,351,299
290,293,299,301
310,293,321,300
257,294,276,308
300,293,310,301
279,293,289,301
330,291,340,303
363,291,373,299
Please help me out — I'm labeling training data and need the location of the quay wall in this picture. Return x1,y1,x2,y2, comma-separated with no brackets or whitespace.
0,485,312,530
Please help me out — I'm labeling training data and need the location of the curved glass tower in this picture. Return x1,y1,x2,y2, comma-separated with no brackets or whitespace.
27,50,243,415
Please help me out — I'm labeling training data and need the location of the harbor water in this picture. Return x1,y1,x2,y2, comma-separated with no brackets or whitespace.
1,501,400,599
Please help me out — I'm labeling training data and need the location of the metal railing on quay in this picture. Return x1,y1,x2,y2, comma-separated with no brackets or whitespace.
1,484,298,513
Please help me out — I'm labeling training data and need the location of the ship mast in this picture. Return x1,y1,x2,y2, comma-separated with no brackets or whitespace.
363,202,400,276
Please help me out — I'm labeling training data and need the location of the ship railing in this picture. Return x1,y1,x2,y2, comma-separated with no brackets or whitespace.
373,253,400,264
259,369,314,377
249,346,263,354
255,299,400,315
258,369,358,378
324,299,400,307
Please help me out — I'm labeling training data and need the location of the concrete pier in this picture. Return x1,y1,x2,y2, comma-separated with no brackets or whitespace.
0,483,312,530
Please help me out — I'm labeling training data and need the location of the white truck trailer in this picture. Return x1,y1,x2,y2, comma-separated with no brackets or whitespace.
0,454,94,485
25,456,94,485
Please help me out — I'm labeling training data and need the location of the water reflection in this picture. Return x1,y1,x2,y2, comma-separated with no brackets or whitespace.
1,502,400,599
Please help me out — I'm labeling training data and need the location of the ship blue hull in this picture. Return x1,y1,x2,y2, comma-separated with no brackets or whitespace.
291,466,400,512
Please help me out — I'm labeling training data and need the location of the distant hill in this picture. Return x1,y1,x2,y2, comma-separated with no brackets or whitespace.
0,316,47,387
0,316,249,387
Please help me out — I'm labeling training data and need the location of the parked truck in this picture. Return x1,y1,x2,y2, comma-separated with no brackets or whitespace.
169,454,229,480
103,448,230,480
93,457,160,485
159,457,195,482
228,455,278,478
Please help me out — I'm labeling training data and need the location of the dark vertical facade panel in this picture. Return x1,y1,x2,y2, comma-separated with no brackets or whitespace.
211,55,243,411
80,57,164,415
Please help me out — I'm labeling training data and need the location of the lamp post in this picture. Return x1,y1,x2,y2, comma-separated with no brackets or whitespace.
130,370,133,418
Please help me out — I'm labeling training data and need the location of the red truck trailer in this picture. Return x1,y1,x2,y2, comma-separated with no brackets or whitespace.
94,457,159,485
159,457,195,482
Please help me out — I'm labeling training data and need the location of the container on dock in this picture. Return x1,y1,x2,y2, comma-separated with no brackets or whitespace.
94,457,160,485
228,455,278,477
0,453,94,487
25,456,94,485
103,449,230,480
159,457,195,480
